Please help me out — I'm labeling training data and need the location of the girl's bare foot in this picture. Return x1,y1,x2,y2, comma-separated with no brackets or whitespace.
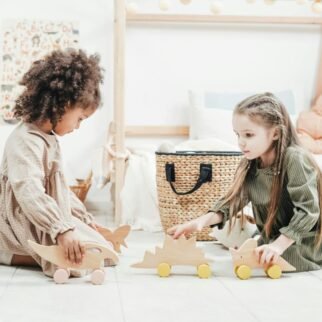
11,254,39,266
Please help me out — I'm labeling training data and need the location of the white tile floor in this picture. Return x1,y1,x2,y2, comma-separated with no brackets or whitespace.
0,214,322,322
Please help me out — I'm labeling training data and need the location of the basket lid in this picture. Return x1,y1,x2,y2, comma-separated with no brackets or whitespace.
155,151,242,156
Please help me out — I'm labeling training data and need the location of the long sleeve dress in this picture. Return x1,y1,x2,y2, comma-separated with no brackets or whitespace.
0,122,112,277
210,146,322,272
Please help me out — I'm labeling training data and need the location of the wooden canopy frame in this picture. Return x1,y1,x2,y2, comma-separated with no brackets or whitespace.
112,0,322,224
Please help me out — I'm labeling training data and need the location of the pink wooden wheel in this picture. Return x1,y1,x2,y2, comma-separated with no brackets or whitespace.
53,268,70,284
91,269,105,285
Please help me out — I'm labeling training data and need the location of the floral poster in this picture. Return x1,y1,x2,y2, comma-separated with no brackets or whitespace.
0,20,79,123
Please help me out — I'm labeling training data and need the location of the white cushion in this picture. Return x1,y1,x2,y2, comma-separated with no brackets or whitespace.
188,89,297,142
189,106,237,146
175,137,239,152
189,89,296,113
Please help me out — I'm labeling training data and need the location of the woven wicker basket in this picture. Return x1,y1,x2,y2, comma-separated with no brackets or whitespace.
156,151,242,241
70,172,93,202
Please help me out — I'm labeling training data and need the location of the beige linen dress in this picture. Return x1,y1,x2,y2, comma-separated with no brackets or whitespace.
0,122,111,277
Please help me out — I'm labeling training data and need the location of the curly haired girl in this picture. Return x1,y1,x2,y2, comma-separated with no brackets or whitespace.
0,49,113,277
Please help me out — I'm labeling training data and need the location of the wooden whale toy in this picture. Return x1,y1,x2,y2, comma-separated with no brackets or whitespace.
28,240,119,285
230,238,296,280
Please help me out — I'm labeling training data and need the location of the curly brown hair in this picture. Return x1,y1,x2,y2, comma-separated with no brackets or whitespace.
14,49,103,126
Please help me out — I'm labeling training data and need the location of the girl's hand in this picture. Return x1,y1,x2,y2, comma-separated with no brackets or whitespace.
167,212,223,239
167,219,204,239
255,234,295,266
254,244,283,266
57,230,85,265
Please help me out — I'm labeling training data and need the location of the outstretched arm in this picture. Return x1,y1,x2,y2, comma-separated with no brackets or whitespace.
167,212,224,239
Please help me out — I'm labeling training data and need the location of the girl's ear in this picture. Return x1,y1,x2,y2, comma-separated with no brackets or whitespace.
272,127,279,141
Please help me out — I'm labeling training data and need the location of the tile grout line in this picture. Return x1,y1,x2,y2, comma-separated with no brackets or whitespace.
216,277,261,322
0,267,17,301
114,267,127,322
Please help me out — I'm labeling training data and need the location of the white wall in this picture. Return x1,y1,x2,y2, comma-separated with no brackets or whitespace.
0,0,114,188
0,0,321,205
125,0,322,127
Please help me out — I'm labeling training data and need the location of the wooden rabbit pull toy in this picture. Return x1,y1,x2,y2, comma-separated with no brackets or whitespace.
230,238,296,280
132,235,212,278
28,240,119,285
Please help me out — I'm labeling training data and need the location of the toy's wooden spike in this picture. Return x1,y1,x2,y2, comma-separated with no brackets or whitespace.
163,234,174,246
238,238,257,252
131,251,156,268
132,234,212,270
187,236,197,246
177,235,187,246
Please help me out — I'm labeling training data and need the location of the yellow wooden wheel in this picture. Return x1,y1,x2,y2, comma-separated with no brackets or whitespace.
157,263,171,277
265,264,282,279
235,265,252,280
197,264,211,279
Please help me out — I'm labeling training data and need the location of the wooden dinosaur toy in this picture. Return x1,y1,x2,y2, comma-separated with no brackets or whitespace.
28,240,119,285
97,224,131,253
229,238,296,280
132,235,212,278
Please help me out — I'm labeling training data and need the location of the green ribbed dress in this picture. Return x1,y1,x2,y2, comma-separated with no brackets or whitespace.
211,146,322,272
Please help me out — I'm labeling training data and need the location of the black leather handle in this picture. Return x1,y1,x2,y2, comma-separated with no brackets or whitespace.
165,163,212,195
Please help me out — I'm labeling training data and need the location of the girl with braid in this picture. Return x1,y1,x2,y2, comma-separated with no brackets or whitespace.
169,92,322,272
